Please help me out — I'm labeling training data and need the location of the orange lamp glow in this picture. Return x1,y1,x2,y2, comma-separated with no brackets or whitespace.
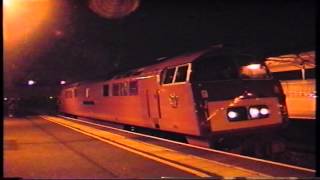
3,0,11,7
3,0,53,50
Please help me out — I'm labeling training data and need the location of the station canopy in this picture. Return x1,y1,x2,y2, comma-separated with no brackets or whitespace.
265,51,315,72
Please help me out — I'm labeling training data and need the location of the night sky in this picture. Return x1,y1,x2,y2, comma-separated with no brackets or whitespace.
3,0,315,97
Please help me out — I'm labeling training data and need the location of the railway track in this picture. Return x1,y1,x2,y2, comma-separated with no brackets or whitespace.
275,119,316,169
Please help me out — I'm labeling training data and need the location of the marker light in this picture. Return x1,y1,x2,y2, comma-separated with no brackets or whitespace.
227,111,238,119
249,107,260,118
4,97,8,101
260,108,269,115
246,64,261,70
60,80,66,85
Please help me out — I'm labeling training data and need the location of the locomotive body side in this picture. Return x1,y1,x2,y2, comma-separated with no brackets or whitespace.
59,68,202,136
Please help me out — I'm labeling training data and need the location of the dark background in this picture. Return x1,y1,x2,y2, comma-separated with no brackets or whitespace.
3,0,316,97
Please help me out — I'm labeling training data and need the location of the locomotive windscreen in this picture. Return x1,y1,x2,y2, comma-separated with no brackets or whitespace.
191,54,271,82
190,53,283,102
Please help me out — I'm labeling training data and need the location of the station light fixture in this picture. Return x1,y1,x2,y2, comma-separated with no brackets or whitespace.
49,96,53,99
28,80,36,85
60,80,66,85
3,0,11,7
4,97,8,101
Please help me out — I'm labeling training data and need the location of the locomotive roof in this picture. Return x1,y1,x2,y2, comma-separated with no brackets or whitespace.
63,45,245,88
112,45,225,79
133,49,209,73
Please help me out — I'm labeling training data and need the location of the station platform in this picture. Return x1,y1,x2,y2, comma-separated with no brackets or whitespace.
4,115,316,179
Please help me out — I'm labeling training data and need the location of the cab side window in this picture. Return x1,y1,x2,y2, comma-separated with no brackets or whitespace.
175,65,188,83
161,64,190,84
163,67,176,84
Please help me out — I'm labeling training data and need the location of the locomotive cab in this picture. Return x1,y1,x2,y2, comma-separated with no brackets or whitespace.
189,51,288,150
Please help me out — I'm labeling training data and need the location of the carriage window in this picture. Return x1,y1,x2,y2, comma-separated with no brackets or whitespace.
74,89,78,97
306,69,315,79
175,65,188,83
272,69,315,80
271,70,301,80
103,84,109,96
112,84,120,96
85,88,90,98
129,81,138,95
120,82,128,96
163,67,176,84
65,90,73,98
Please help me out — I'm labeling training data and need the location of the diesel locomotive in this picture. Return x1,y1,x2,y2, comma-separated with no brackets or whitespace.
59,46,288,152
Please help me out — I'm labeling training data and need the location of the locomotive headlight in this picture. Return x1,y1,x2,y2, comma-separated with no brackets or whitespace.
249,107,260,118
227,107,247,121
246,64,261,70
227,111,238,119
260,108,269,115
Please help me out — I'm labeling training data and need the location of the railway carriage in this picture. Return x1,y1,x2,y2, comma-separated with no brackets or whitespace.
265,51,315,120
59,46,288,150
